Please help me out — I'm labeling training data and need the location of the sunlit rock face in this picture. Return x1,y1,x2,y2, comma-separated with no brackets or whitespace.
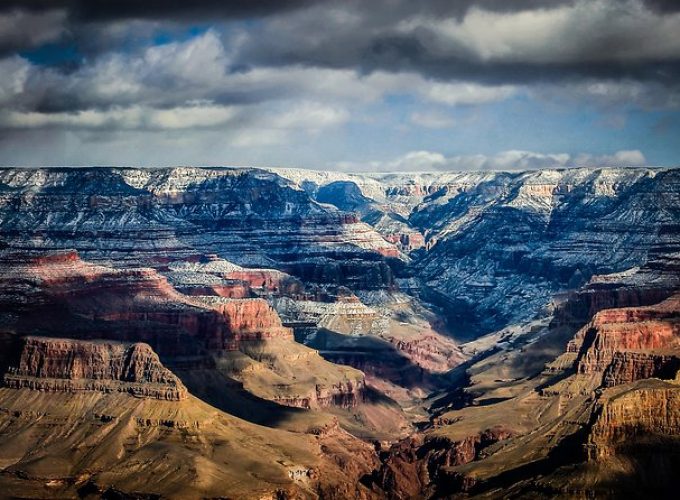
4,336,188,401
0,250,366,410
3,166,678,340
362,256,680,499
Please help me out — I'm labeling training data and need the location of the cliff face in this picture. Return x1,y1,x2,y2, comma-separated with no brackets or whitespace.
570,295,680,381
363,256,680,499
588,380,680,460
1,166,679,499
278,167,680,338
553,253,680,328
0,167,402,292
0,251,293,354
0,384,383,500
602,352,680,387
273,378,366,409
370,426,515,498
0,251,367,410
565,296,680,476
415,169,680,337
3,336,188,401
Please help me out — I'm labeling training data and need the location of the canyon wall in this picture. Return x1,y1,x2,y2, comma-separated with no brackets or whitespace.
279,167,680,338
3,336,188,401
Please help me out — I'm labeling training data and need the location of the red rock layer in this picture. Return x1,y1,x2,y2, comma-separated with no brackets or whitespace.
568,295,680,378
226,270,304,295
554,254,680,329
5,251,294,354
3,336,187,401
384,232,426,251
208,299,293,349
602,351,680,387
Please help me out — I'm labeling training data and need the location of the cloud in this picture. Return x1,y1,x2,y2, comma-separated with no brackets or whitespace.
406,1,680,65
0,1,314,22
533,79,680,110
4,1,680,85
238,0,680,85
0,57,30,105
0,104,237,130
0,8,67,54
333,149,649,172
0,1,676,167
0,30,531,125
424,82,517,105
410,111,455,128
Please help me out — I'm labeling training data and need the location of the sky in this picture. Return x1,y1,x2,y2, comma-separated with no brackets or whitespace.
0,0,679,171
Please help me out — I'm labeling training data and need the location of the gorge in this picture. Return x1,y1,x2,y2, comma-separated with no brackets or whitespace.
0,166,678,499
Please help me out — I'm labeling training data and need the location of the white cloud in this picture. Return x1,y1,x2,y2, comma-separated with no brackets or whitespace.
400,0,680,64
0,56,30,106
410,110,456,128
333,149,648,172
0,104,237,130
533,80,680,110
423,82,517,106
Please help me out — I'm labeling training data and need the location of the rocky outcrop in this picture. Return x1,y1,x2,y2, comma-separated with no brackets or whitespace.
570,295,680,377
277,167,680,339
204,298,293,342
553,253,680,328
3,336,187,400
587,381,680,460
369,426,514,498
0,251,370,411
388,334,466,373
1,251,294,353
273,379,365,409
419,169,680,337
602,351,680,387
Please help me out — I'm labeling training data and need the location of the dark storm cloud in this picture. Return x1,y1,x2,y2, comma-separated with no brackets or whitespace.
642,0,680,12
2,0,679,87
230,0,680,85
0,0,313,55
0,1,313,20
0,1,573,19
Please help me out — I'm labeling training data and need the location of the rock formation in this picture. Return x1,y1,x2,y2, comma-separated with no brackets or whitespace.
1,166,680,499
3,336,188,401
0,250,367,411
277,167,680,338
364,256,680,498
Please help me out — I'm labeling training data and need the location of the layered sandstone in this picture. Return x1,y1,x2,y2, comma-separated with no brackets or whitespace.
587,380,680,460
569,295,680,377
3,336,187,401
602,351,680,387
273,379,365,409
0,251,368,410
0,167,403,293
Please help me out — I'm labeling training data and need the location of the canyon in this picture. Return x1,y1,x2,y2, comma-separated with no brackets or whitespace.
0,166,678,498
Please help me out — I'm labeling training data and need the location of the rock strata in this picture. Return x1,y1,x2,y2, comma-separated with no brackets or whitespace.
3,336,188,400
